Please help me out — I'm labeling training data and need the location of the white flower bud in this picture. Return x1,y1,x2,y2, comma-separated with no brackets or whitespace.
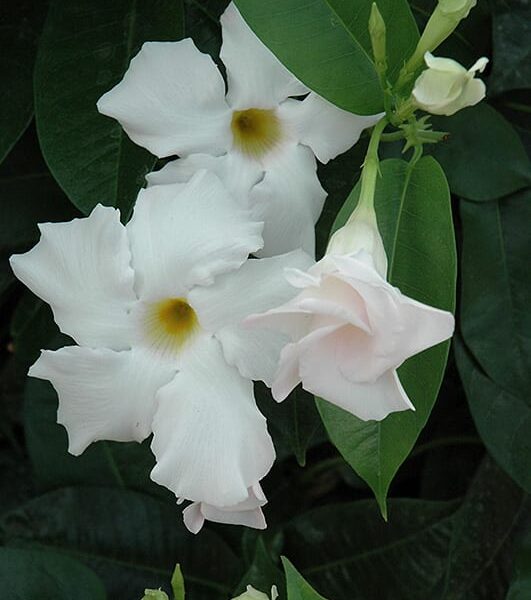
412,52,488,116
438,0,477,19
232,585,279,600
327,203,388,278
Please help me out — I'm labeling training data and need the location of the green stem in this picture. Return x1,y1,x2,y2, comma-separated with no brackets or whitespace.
348,117,388,220
381,131,405,142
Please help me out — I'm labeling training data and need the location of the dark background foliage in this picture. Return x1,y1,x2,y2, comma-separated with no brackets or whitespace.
0,0,529,598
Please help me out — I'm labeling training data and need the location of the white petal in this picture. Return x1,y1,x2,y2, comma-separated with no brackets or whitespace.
126,170,263,300
278,94,383,163
220,3,308,109
469,56,489,74
249,144,326,257
189,250,313,385
150,336,275,506
424,52,467,74
412,69,465,112
10,205,137,350
29,346,176,454
97,40,232,158
146,153,262,207
182,483,267,534
299,330,414,420
460,78,486,109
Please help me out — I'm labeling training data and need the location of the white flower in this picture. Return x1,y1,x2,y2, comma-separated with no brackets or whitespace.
247,216,454,421
232,584,279,600
412,52,488,116
10,170,312,531
97,2,381,257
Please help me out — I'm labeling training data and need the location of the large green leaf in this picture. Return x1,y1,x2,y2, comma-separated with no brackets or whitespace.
282,458,524,600
283,557,328,600
454,340,531,494
235,0,418,114
507,527,531,599
24,377,169,498
430,103,531,201
0,547,107,600
459,192,531,397
0,3,45,165
34,0,184,217
318,157,456,514
235,537,284,596
0,487,240,600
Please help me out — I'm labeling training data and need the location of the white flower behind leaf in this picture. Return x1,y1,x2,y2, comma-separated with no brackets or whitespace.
246,202,455,422
412,52,488,116
97,2,381,257
10,170,312,532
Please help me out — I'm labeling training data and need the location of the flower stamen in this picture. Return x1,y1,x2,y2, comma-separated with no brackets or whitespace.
231,108,282,158
146,298,199,355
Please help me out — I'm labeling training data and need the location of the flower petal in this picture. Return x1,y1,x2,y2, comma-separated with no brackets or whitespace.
127,170,263,300
189,250,313,385
250,144,326,257
150,335,275,506
97,40,232,158
279,94,383,163
182,483,267,534
220,3,308,109
10,205,137,350
29,346,176,455
146,153,262,207
298,330,414,420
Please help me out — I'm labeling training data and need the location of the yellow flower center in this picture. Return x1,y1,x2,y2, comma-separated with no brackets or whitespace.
146,298,199,355
231,108,282,158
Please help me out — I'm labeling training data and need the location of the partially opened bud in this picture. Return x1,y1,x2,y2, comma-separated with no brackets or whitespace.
413,52,488,116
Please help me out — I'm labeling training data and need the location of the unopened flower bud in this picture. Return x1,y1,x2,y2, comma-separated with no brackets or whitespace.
413,53,488,116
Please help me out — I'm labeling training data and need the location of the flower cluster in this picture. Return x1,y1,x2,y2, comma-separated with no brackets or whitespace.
10,2,474,533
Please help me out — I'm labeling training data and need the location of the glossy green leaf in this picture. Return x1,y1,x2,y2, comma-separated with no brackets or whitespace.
318,157,456,515
0,487,240,600
454,339,531,494
0,547,106,600
283,557,328,600
459,192,531,397
235,0,418,114
24,376,168,498
507,527,531,600
34,0,184,217
282,458,523,600
0,3,45,165
430,103,531,201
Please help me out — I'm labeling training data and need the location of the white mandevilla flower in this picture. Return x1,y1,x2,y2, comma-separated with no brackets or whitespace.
97,2,381,258
232,585,279,600
246,205,455,421
10,170,312,531
412,52,488,116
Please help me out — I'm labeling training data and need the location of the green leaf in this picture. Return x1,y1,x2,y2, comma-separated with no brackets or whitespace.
282,458,524,599
256,383,323,466
171,564,186,600
282,557,328,600
184,0,228,56
0,547,106,600
454,339,531,494
490,0,531,95
0,3,45,165
0,487,240,600
430,103,531,201
34,0,184,217
428,457,526,599
284,498,458,599
24,376,168,498
235,537,284,597
459,192,531,398
235,0,418,114
507,526,531,599
318,157,456,515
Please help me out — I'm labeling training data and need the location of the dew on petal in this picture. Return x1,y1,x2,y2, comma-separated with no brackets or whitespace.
146,297,200,355
231,108,282,159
